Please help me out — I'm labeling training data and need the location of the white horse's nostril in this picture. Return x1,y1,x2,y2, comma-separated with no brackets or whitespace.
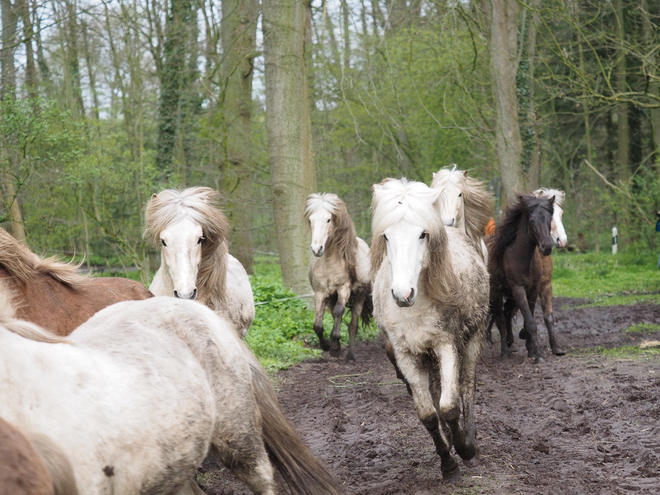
173,290,180,298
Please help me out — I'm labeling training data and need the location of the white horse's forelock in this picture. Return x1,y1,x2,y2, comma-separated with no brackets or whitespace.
534,188,565,208
305,193,341,218
372,179,442,236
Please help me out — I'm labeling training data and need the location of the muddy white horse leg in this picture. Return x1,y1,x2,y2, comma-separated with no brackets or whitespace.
313,292,330,351
345,293,363,362
394,347,460,480
455,332,483,461
329,285,350,357
213,437,276,495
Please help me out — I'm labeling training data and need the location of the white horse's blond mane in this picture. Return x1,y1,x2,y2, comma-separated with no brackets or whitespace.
534,188,565,207
144,187,230,308
304,193,342,217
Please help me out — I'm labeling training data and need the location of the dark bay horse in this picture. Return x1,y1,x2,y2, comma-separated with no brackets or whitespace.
487,194,555,363
0,228,152,336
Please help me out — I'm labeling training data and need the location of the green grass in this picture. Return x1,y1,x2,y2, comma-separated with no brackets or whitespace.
624,323,660,334
246,259,380,372
575,344,660,359
552,251,660,307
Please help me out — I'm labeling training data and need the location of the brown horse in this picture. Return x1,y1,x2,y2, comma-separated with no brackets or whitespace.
0,228,153,335
487,194,555,363
0,416,78,495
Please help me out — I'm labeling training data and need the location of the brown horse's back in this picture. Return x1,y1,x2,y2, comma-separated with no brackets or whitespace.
4,269,153,336
0,417,54,495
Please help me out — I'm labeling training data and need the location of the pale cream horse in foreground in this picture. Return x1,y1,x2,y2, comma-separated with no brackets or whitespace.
371,178,489,481
305,193,372,362
145,187,255,337
430,165,493,263
0,295,341,495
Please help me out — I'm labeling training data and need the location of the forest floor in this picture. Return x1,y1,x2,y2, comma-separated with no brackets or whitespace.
199,298,660,495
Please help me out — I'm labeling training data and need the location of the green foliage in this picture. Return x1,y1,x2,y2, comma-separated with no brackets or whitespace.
553,251,660,306
625,323,660,334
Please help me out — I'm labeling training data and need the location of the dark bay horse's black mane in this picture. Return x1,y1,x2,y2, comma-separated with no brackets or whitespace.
487,194,554,276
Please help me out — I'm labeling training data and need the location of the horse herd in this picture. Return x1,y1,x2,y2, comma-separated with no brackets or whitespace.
0,167,568,494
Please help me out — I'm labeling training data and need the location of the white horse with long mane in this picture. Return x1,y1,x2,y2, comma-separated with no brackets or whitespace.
145,187,255,337
431,165,493,262
371,178,489,481
305,193,371,362
0,296,341,495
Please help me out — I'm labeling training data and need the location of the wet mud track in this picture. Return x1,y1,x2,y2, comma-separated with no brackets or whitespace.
201,299,660,494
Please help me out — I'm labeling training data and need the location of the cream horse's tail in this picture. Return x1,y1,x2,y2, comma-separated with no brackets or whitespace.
246,352,343,495
28,432,79,495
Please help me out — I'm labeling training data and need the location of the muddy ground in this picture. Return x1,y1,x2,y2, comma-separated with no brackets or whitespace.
200,299,660,494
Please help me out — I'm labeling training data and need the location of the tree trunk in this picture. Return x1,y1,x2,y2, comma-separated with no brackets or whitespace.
18,0,37,99
220,0,258,274
488,0,523,202
522,0,540,189
642,0,660,169
263,0,316,294
156,0,192,175
615,0,629,184
1,0,26,242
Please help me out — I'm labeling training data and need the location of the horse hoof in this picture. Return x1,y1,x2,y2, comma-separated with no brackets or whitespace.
320,341,330,352
441,458,461,482
329,342,341,358
532,356,545,364
553,349,566,356
345,352,356,363
455,443,477,461
519,329,529,339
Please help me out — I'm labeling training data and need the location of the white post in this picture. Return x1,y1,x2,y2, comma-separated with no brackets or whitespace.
612,227,618,255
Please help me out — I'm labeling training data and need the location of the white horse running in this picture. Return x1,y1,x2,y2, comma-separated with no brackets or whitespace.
0,296,341,495
431,165,493,262
305,193,371,362
371,178,489,481
145,187,255,337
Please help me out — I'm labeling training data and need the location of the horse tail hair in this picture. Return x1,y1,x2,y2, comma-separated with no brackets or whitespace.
28,432,80,495
360,287,373,329
248,361,343,494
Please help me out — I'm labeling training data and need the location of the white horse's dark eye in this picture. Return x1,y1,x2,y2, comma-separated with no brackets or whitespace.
327,219,331,223
420,232,427,239
458,193,462,197
161,239,167,247
198,237,205,245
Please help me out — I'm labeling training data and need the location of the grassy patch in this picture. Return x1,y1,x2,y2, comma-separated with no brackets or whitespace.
246,260,380,372
553,251,660,307
575,344,660,359
624,323,660,334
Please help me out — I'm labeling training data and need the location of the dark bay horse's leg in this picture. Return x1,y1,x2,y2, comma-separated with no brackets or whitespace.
313,292,330,351
329,285,351,357
540,256,565,356
395,348,459,481
385,336,412,395
510,284,543,362
490,294,510,357
345,293,363,362
503,298,516,349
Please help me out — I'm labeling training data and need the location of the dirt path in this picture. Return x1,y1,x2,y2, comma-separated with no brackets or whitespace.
200,300,660,494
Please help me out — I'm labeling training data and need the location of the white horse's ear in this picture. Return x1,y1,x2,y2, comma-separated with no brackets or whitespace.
451,164,457,172
463,170,469,178
549,195,556,205
432,172,437,179
151,194,158,199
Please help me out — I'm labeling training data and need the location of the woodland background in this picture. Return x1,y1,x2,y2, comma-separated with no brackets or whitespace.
1,0,660,293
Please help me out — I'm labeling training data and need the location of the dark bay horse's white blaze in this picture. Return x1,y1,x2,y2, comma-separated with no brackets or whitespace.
0,297,341,495
534,188,567,248
145,187,255,338
371,178,489,481
305,193,372,362
431,165,493,264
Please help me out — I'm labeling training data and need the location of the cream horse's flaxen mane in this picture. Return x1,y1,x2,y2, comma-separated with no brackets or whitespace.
144,187,230,306
305,193,359,283
431,167,493,256
533,188,565,207
0,228,87,288
370,178,463,306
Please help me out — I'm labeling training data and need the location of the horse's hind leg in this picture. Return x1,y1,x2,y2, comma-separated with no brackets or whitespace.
540,258,564,356
345,294,363,362
329,285,350,358
394,348,459,481
313,292,330,351
213,438,276,495
503,298,516,348
490,295,509,357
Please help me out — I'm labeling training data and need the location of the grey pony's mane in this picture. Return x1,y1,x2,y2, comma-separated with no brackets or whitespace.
305,193,359,285
144,187,230,308
431,167,493,257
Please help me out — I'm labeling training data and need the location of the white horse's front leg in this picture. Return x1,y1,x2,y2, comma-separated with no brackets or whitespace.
436,342,460,422
329,285,350,357
392,345,460,480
